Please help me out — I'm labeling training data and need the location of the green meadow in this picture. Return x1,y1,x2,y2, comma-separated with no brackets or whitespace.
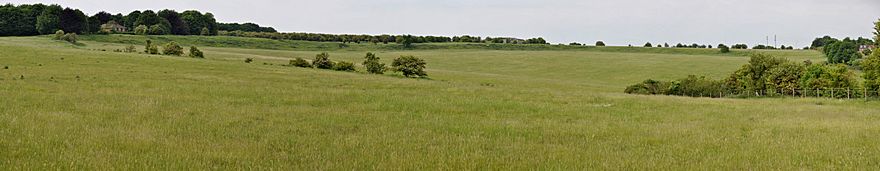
2,35,879,170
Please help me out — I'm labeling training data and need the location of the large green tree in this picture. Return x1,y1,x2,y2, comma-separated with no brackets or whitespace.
35,4,62,34
135,10,170,34
59,7,88,34
158,9,189,35
180,10,217,36
88,11,112,33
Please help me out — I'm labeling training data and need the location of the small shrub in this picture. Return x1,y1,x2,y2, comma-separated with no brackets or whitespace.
392,55,428,78
289,58,311,68
245,58,254,63
163,41,184,56
596,41,605,47
363,52,386,74
53,30,64,40
189,46,204,58
312,52,334,69
333,61,356,72
60,33,77,43
3,66,8,69
124,45,136,53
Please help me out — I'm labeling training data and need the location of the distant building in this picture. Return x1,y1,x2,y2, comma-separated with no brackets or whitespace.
100,21,127,33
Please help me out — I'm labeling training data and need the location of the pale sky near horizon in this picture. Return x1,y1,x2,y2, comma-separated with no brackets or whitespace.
7,0,880,47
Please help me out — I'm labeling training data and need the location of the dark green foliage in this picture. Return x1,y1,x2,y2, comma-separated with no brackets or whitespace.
244,58,253,63
823,40,861,64
180,10,218,36
525,37,547,44
87,11,112,34
333,61,356,72
59,8,88,34
289,58,311,68
397,35,415,48
392,55,427,78
163,41,184,56
188,46,203,58
718,44,730,53
731,44,748,49
36,4,62,34
123,11,141,28
811,36,838,49
363,52,386,74
0,4,40,36
595,41,605,46
218,22,276,33
644,42,652,47
624,79,670,95
312,52,334,69
158,9,189,35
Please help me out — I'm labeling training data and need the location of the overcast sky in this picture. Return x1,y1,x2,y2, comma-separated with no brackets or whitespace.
8,0,880,46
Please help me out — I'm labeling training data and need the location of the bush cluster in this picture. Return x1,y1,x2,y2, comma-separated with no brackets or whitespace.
291,52,425,77
626,53,859,98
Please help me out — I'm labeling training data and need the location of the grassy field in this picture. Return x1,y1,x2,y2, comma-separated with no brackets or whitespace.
2,35,877,170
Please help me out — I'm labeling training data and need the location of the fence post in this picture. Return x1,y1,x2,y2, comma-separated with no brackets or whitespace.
831,88,835,99
847,88,851,99
865,87,868,100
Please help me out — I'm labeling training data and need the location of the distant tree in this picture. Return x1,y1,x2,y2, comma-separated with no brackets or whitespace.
719,44,730,53
664,43,669,48
59,8,88,34
811,36,838,49
35,4,62,34
135,10,170,34
397,35,415,48
87,11,112,33
823,40,860,64
312,52,334,69
289,58,312,68
189,46,204,58
180,10,217,35
644,42,652,47
656,44,662,48
392,55,427,78
363,52,386,74
595,41,605,46
123,10,141,28
158,9,189,35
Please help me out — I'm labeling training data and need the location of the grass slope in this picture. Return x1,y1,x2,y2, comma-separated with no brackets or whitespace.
1,36,874,170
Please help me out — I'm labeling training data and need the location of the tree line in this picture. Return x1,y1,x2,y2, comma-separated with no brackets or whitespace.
810,36,875,65
0,3,275,36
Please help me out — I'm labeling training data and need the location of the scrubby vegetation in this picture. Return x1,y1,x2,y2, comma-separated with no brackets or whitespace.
289,58,311,68
312,52,334,69
162,41,183,56
332,61,356,72
392,55,428,78
188,46,203,58
626,53,862,98
363,52,386,74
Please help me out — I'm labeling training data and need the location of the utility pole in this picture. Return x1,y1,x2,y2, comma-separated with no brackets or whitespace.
774,35,777,48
